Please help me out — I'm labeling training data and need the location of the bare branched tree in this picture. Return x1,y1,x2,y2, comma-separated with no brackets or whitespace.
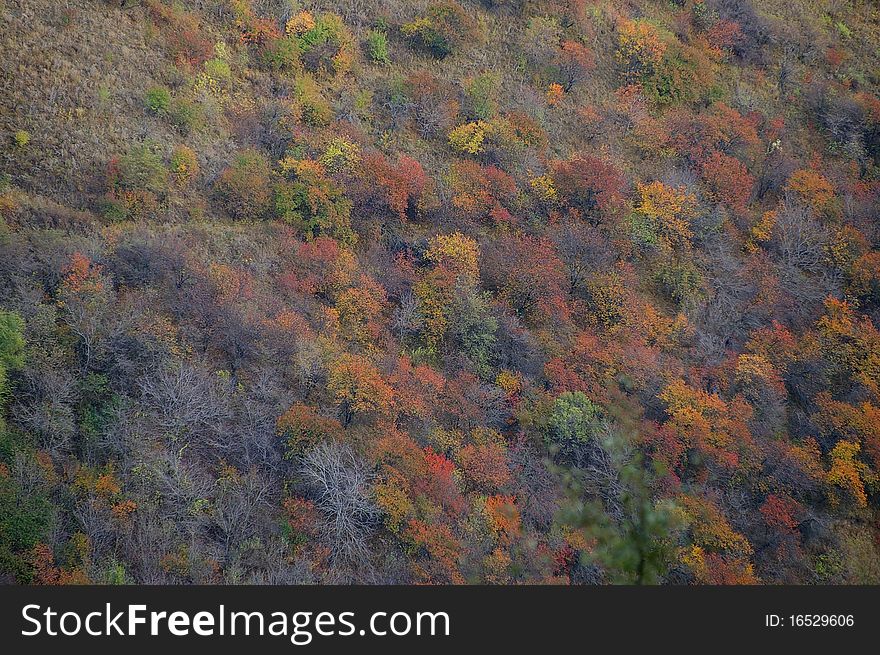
771,200,828,275
13,362,77,454
300,441,378,564
138,363,229,442
552,222,614,295
212,470,274,561
391,290,423,343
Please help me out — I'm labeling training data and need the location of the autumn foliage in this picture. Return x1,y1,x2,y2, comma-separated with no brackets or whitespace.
3,0,880,587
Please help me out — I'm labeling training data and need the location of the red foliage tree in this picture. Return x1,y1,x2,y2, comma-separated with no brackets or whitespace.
276,403,343,456
759,494,803,534
277,236,357,299
415,447,465,515
701,150,754,211
145,0,213,68
457,440,511,491
482,234,570,324
556,40,596,90
551,155,629,222
449,161,518,227
404,519,464,584
359,152,431,221
388,356,447,421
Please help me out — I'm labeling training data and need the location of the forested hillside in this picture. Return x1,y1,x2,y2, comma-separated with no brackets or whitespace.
1,0,879,584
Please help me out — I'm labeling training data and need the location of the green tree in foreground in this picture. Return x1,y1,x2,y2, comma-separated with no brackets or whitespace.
558,392,681,584
0,310,25,402
0,310,52,582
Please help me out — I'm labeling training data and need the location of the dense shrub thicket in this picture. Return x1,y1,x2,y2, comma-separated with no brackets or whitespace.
1,0,879,584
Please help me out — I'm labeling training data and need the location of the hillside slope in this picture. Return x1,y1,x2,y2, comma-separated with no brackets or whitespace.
1,0,879,584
